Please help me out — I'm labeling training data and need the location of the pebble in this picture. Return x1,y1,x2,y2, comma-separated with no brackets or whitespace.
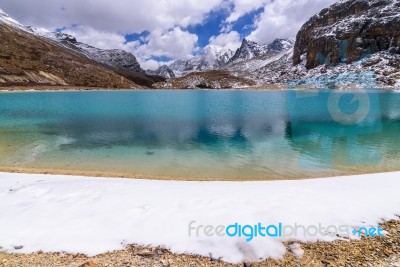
1,220,400,266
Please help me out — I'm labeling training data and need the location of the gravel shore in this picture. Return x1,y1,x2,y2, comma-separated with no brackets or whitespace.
1,219,399,267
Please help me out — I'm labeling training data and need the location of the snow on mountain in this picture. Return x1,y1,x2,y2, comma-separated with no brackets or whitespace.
196,46,234,70
0,8,26,31
32,30,144,73
293,0,400,69
157,38,296,88
0,11,141,88
267,38,295,52
167,39,293,78
0,9,144,74
226,38,269,65
146,65,175,79
169,46,234,77
226,38,295,67
288,0,400,87
229,48,295,83
168,58,201,77
229,39,294,68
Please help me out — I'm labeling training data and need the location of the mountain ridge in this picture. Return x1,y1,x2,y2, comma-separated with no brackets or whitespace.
0,22,140,88
152,38,294,79
32,29,145,74
1,0,399,89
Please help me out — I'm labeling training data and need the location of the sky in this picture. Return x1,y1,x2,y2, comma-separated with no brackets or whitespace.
0,0,337,70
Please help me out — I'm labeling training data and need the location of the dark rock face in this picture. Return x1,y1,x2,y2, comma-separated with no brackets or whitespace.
89,49,144,73
227,38,269,64
293,0,400,69
267,38,295,52
146,65,175,79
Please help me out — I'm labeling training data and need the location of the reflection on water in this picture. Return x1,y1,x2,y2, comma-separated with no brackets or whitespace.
0,90,399,180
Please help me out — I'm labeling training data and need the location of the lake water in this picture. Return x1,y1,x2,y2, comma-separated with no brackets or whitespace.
0,90,399,180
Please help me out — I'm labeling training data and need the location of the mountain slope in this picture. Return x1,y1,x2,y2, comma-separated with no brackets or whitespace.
226,38,269,65
146,65,175,79
293,0,400,69
227,39,295,74
168,46,234,77
32,30,144,73
0,22,141,88
155,38,295,89
0,9,165,88
153,70,256,89
250,0,400,88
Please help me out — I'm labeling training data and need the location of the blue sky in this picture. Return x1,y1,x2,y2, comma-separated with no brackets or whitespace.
0,0,338,69
184,5,263,48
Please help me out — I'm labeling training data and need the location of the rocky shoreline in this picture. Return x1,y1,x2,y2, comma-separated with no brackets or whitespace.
1,86,400,93
1,165,400,182
0,220,399,267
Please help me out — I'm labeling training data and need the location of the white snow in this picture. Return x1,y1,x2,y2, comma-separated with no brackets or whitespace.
0,9,25,29
1,171,400,263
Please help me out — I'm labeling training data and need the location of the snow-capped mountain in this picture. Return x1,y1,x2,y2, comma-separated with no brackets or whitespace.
226,38,269,65
168,58,201,77
0,9,141,88
32,29,144,73
146,65,175,79
3,0,399,90
226,38,295,72
267,38,295,52
168,46,234,77
226,38,295,66
166,39,293,78
293,0,400,69
196,46,235,70
154,38,296,88
0,8,27,31
0,8,144,74
253,0,400,88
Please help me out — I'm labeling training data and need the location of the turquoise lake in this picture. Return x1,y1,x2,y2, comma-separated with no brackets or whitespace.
0,90,399,180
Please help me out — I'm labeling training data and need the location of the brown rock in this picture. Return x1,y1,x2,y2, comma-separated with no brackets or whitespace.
79,261,100,267
293,0,400,69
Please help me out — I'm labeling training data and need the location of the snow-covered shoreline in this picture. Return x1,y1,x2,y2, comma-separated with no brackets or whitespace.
0,171,399,263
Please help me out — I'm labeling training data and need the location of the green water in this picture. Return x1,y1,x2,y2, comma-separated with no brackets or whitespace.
0,90,399,180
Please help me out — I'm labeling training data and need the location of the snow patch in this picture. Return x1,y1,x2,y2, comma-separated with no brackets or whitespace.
0,172,399,263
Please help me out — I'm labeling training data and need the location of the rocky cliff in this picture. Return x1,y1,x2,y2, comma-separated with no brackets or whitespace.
293,0,400,69
227,38,269,65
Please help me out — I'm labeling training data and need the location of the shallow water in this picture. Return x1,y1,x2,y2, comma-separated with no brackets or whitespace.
0,90,399,180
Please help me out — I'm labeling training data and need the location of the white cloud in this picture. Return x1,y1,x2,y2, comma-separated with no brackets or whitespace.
0,0,224,33
62,26,138,51
247,0,338,44
63,25,197,70
0,0,218,67
137,58,173,71
208,31,241,51
0,0,340,66
136,27,198,60
226,0,268,23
